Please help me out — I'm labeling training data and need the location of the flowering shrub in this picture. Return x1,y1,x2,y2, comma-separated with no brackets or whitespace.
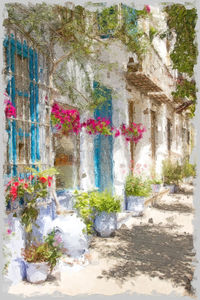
22,230,65,271
5,166,58,233
121,123,146,143
82,117,113,136
125,174,152,197
51,103,81,134
4,92,16,118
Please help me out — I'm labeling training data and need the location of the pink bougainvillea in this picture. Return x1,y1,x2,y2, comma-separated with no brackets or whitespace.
145,5,151,13
51,102,146,143
82,117,112,136
121,122,146,143
51,103,82,135
4,92,16,118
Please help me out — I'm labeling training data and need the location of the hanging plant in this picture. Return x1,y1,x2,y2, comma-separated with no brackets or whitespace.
82,117,113,136
51,103,81,135
121,122,146,143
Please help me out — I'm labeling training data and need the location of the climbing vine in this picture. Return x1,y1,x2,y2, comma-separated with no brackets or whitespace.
4,3,151,110
164,4,198,116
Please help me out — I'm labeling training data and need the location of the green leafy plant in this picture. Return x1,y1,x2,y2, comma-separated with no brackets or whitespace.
74,190,121,234
22,230,64,271
150,178,162,185
164,4,197,116
182,159,196,178
162,159,183,185
125,175,152,197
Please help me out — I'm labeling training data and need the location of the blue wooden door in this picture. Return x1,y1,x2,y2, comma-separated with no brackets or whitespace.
93,81,113,192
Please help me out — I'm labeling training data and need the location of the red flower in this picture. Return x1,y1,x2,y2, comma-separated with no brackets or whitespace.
28,175,34,181
48,176,53,187
24,183,29,189
39,177,47,183
10,186,17,201
7,229,12,234
14,182,19,187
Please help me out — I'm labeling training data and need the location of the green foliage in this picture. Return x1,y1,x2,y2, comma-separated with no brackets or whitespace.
125,175,152,197
25,164,59,178
149,26,158,43
182,159,196,178
172,79,196,101
162,159,183,185
150,178,162,185
22,230,63,271
165,4,197,116
74,190,121,234
5,3,150,111
97,5,118,35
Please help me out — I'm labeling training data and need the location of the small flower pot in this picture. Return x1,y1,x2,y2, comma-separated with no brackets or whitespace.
164,184,177,194
94,212,117,237
126,196,145,216
151,184,161,193
25,262,50,284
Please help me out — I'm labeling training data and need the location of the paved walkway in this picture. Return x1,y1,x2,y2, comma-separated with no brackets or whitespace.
8,184,196,297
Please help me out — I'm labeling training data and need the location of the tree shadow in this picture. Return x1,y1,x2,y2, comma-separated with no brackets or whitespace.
153,203,194,213
95,225,196,295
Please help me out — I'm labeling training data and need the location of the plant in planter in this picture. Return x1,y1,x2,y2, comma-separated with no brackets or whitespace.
150,177,163,193
5,166,58,233
120,122,146,143
125,175,152,215
22,230,64,283
181,159,196,183
82,117,113,136
51,103,81,135
162,159,183,193
91,191,121,238
74,190,121,237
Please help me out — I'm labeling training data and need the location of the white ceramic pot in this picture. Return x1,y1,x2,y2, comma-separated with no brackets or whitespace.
151,184,161,193
26,262,50,284
164,184,176,194
126,196,145,216
94,212,117,237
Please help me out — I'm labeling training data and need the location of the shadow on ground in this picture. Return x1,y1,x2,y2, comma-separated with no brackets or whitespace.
91,225,195,295
153,203,194,213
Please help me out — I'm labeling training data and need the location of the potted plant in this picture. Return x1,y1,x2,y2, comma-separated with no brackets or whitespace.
22,230,64,284
74,190,121,238
125,175,152,216
150,177,163,193
181,159,196,184
162,160,183,193
92,191,121,238
5,165,58,234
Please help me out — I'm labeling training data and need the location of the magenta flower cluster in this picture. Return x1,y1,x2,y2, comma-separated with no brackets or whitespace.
4,92,16,118
121,122,146,143
145,5,151,13
82,117,112,136
51,102,146,144
51,103,82,134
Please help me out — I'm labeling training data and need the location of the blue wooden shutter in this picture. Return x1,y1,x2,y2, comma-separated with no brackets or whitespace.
93,81,113,192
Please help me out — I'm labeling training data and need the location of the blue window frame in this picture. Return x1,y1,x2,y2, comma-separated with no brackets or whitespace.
3,34,41,177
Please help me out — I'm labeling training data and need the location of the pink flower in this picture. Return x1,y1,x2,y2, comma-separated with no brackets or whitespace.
7,229,12,235
145,5,151,13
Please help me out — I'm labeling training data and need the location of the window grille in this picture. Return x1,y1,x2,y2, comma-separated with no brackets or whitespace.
3,27,52,179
